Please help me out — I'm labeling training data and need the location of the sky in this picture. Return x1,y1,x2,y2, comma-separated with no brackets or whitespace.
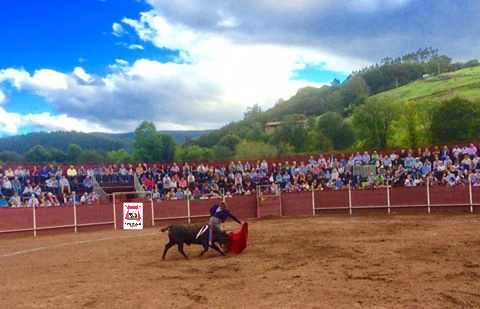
0,0,479,135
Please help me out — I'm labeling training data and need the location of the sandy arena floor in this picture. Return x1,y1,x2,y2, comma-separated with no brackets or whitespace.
1,214,480,308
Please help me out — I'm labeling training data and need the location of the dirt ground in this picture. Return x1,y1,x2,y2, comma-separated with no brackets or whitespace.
1,214,480,308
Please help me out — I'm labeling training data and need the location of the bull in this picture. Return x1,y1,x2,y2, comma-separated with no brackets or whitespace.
161,225,229,260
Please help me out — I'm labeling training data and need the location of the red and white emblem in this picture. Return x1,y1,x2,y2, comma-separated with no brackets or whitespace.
123,203,143,230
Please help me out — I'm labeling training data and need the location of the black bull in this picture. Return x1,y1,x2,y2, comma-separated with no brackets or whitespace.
161,225,229,260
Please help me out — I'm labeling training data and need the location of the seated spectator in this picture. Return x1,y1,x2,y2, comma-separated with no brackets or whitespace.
59,176,71,194
90,192,100,204
46,176,59,194
8,192,21,207
0,194,8,207
80,192,90,205
39,192,48,207
66,165,77,183
46,192,60,207
192,186,202,199
166,188,177,200
60,192,70,206
83,176,93,193
175,188,185,200
445,171,458,186
27,194,39,208
404,175,416,187
366,172,375,190
2,176,13,197
362,151,371,164
22,183,34,199
152,188,161,201
33,184,42,197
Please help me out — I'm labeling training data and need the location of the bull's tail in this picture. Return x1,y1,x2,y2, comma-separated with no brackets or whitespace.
160,225,172,233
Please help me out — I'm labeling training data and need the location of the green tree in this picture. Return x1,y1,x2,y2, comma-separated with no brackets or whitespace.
317,112,355,150
245,123,266,142
218,134,241,152
430,98,479,143
81,150,105,163
50,148,67,162
133,121,164,161
25,145,51,163
107,149,132,163
401,101,419,147
67,144,83,163
159,134,176,161
243,104,262,121
211,145,233,160
235,141,278,160
352,97,399,148
177,145,213,161
0,151,24,163
271,114,308,152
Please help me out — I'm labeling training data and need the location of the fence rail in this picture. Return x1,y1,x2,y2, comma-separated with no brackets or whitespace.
1,180,479,238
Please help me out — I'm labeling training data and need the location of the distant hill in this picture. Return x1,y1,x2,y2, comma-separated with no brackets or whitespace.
371,66,480,103
0,130,211,155
193,53,480,149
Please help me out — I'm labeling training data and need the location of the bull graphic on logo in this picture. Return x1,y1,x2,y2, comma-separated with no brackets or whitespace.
124,204,142,221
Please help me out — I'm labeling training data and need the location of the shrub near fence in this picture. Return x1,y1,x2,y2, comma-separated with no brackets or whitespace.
1,182,479,239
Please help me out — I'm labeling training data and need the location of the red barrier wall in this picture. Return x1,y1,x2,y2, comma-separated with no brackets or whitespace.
1,186,479,239
314,190,349,209
390,186,428,206
282,191,313,216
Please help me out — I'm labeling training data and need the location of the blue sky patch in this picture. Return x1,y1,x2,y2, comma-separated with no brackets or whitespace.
291,64,348,84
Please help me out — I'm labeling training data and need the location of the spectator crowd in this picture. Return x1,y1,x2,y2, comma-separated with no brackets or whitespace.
1,143,480,207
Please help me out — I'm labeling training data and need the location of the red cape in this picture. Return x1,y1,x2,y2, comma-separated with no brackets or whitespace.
226,222,248,254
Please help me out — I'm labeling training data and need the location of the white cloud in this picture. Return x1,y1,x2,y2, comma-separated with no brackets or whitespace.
0,106,113,134
127,44,144,50
0,107,22,134
22,113,113,133
73,67,92,83
0,89,5,105
112,22,126,37
0,10,371,134
0,68,68,92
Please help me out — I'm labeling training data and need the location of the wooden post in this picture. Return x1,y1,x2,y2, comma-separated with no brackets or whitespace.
32,202,37,238
73,200,78,234
426,177,431,214
386,183,391,215
469,175,473,213
187,197,191,224
311,186,316,216
151,198,155,227
113,193,117,230
348,183,352,215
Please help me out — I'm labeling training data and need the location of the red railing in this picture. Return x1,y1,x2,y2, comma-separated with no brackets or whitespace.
1,183,479,239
